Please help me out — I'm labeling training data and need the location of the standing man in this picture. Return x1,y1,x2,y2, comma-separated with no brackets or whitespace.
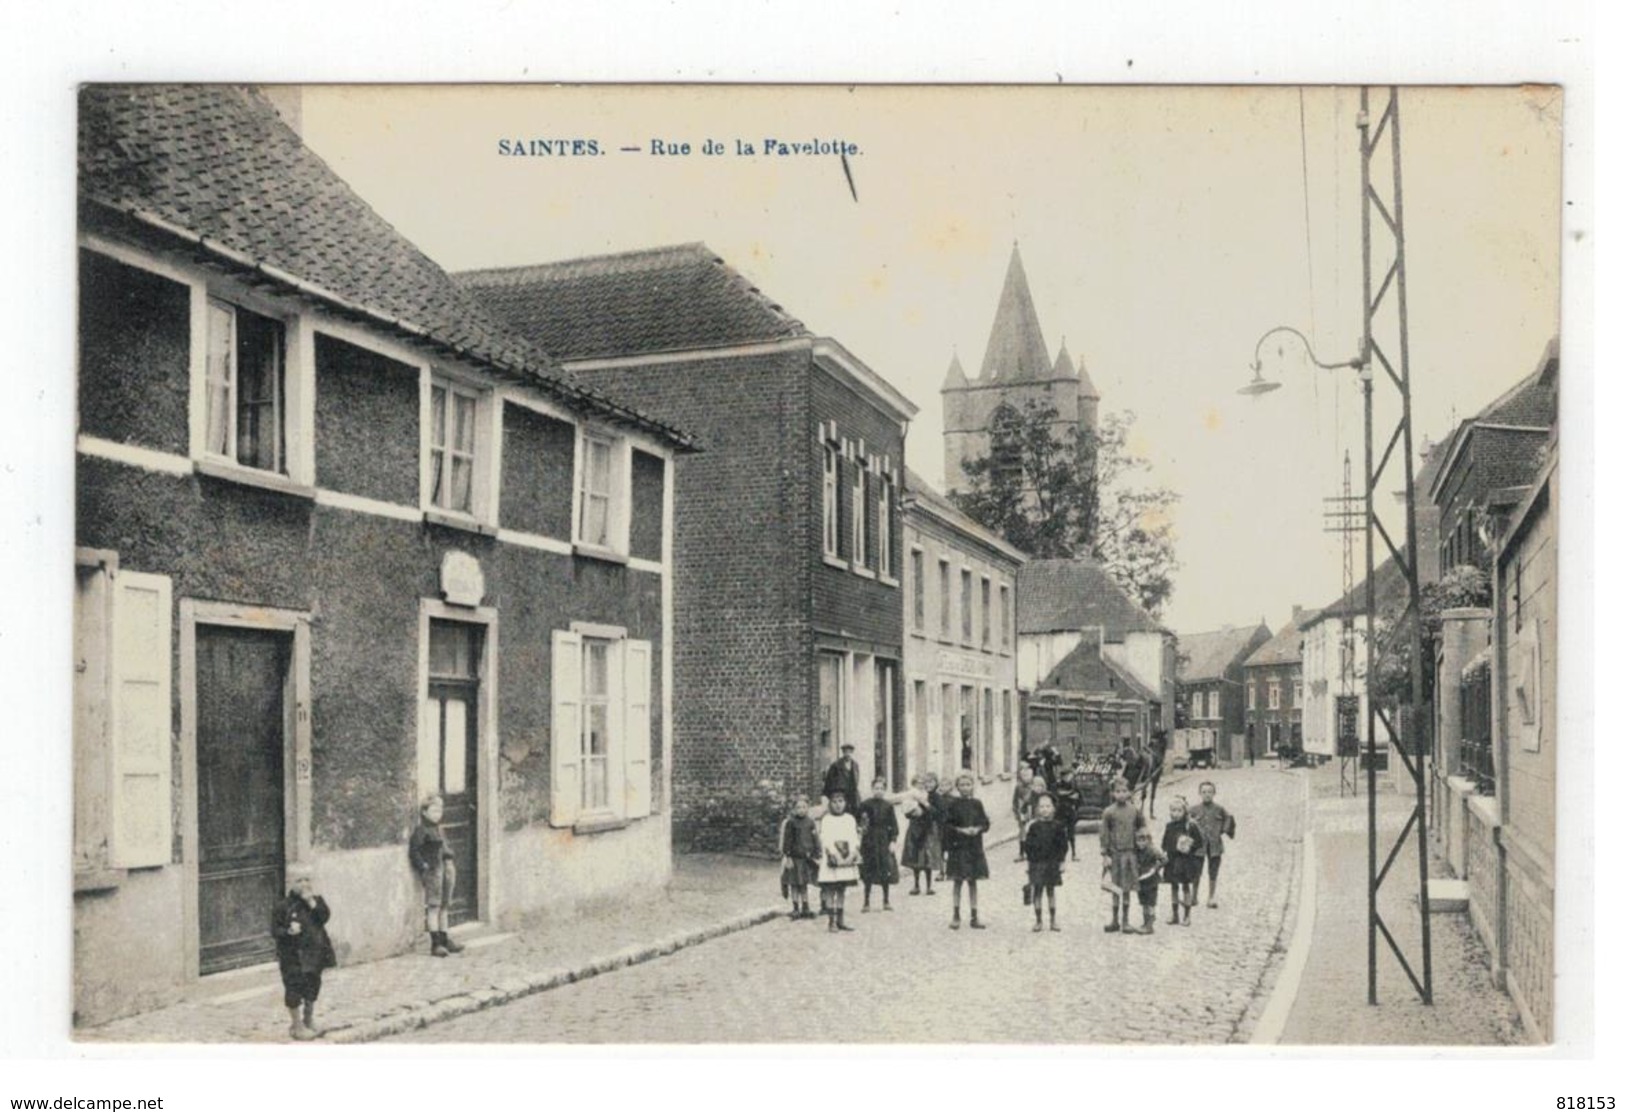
1143,731,1169,818
1117,738,1147,797
822,742,862,820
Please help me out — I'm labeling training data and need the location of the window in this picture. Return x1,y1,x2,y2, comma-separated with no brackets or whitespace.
910,549,925,629
1268,680,1282,710
1000,585,1012,649
1210,690,1221,718
822,445,840,557
205,298,286,473
851,465,868,570
876,476,892,576
1513,556,1524,633
578,433,615,546
550,628,653,826
819,652,845,761
430,378,480,515
939,559,952,638
1002,690,1014,770
1247,683,1257,711
981,577,992,649
960,569,973,642
1293,680,1303,707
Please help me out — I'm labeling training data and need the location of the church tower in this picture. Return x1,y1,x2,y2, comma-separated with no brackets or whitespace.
942,243,1099,493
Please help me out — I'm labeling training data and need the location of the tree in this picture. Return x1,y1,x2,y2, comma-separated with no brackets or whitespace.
1370,563,1493,715
952,400,1180,615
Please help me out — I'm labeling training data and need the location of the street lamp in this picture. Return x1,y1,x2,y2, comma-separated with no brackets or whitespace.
1234,87,1433,1008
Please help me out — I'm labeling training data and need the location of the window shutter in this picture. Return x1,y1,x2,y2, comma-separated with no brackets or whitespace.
624,639,653,819
605,636,627,816
110,571,172,868
550,629,582,827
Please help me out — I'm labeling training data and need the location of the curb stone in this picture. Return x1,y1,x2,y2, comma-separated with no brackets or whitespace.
323,905,784,1044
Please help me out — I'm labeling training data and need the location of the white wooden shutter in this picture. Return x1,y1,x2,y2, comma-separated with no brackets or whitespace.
550,629,582,827
623,639,653,819
110,571,172,868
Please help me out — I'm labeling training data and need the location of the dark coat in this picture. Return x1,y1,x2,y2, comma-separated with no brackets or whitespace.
1161,816,1206,885
822,757,862,812
1023,817,1069,888
272,893,336,977
941,796,991,880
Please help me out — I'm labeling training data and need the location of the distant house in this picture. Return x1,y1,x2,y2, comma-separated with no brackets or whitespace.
1017,557,1176,759
901,470,1025,782
1242,608,1313,762
1174,622,1272,766
458,245,918,844
1300,559,1409,764
73,86,690,1026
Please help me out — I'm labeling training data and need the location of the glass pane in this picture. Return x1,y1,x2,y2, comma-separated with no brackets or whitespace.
454,393,476,454
587,704,609,757
431,385,447,449
429,621,478,679
584,495,609,547
418,698,441,796
206,305,234,456
587,439,612,493
450,457,473,513
585,641,609,696
443,698,468,795
235,310,282,471
585,755,609,811
429,448,445,507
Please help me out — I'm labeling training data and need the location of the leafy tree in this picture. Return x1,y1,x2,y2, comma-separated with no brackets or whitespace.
1370,563,1493,717
952,400,1180,615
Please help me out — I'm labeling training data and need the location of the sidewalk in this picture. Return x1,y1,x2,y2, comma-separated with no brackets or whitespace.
81,804,1021,1045
1265,766,1527,1045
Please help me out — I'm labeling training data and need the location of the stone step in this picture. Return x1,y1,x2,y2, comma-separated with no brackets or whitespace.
1427,878,1470,913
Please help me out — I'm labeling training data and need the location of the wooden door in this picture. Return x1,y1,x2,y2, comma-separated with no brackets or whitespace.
426,621,480,925
197,626,289,974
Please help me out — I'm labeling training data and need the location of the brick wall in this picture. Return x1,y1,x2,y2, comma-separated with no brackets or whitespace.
575,351,816,845
1465,802,1502,966
1504,847,1554,1042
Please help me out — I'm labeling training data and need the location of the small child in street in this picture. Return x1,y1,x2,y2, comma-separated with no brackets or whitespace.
1131,829,1167,935
942,772,992,929
1022,794,1068,931
857,777,900,912
271,868,335,1040
1019,776,1046,905
1099,776,1147,933
817,791,861,932
1189,780,1238,908
409,794,463,957
1160,795,1206,925
1052,770,1082,861
778,795,821,920
1011,766,1036,862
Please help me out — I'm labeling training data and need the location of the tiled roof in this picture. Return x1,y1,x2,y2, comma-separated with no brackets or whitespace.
1177,623,1272,682
456,244,808,361
1017,556,1163,636
77,84,692,447
1244,610,1313,668
902,469,1026,564
977,243,1052,383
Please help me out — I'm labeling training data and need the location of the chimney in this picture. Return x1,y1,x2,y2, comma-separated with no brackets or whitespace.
1291,605,1303,619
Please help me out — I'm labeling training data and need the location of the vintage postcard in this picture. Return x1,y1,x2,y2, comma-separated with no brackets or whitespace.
67,82,1563,1051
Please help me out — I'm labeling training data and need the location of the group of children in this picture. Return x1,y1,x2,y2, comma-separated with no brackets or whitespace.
782,767,1237,937
1097,778,1236,935
779,769,994,932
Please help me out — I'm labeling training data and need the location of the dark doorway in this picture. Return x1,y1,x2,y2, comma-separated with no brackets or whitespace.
426,620,481,925
196,626,290,974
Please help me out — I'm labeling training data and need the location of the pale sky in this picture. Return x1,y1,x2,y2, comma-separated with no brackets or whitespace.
298,85,1560,636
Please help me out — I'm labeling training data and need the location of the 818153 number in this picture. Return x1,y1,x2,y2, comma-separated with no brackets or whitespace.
1557,1100,1615,1109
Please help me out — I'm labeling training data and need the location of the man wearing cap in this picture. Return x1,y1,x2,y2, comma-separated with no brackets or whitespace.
822,743,862,819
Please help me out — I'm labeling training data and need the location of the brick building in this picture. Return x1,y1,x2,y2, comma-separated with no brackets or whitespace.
900,470,1025,783
458,247,917,845
1173,622,1272,766
73,86,690,1026
940,243,1099,494
1242,608,1312,762
1428,339,1559,574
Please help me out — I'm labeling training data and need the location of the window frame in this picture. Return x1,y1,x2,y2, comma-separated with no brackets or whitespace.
851,463,869,572
875,473,892,579
822,443,841,558
910,546,926,632
938,558,953,640
428,376,483,516
1268,679,1282,710
960,567,974,644
999,584,1012,650
571,425,634,558
980,575,992,649
550,623,653,828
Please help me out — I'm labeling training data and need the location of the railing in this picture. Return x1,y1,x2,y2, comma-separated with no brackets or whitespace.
1458,668,1494,795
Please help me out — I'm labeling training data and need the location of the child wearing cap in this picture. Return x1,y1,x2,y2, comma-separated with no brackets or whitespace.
409,794,464,957
271,868,336,1040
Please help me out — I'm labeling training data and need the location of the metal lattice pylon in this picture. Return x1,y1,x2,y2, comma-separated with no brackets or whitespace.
1357,86,1433,1005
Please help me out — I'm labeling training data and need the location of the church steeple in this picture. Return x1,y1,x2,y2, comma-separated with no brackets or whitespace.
1053,337,1076,379
942,350,969,390
978,242,1051,383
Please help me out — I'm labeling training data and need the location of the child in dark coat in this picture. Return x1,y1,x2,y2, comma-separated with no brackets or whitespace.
1022,794,1069,932
272,869,336,1040
942,772,992,930
1160,795,1206,925
409,794,463,957
900,774,942,895
778,795,821,920
856,777,900,911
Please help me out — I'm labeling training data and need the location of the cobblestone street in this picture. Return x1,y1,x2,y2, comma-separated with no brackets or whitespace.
391,767,1305,1044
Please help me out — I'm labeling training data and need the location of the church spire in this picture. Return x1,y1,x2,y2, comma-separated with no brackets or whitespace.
942,350,969,389
978,242,1051,383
